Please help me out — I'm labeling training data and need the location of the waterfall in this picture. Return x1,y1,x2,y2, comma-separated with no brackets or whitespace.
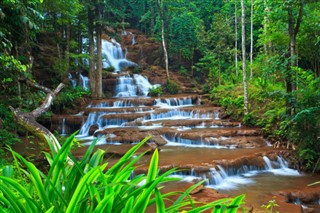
101,39,137,72
263,156,273,170
155,97,193,108
129,32,137,45
115,74,156,97
133,74,154,96
60,118,66,135
169,156,300,191
68,73,77,88
115,75,137,97
80,74,89,90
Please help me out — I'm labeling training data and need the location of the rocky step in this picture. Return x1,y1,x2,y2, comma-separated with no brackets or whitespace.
128,118,240,128
88,94,201,108
133,149,291,175
92,126,265,148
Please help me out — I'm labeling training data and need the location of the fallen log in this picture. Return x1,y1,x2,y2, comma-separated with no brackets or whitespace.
9,78,64,153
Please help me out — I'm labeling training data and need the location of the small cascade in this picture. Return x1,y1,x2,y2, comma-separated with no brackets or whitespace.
115,74,156,97
113,100,135,107
78,112,104,136
133,74,153,96
115,75,137,97
214,111,220,120
129,32,137,45
60,118,66,135
172,156,300,190
162,134,232,148
155,97,193,108
102,39,137,71
80,74,89,90
68,73,77,88
263,156,273,170
144,109,212,121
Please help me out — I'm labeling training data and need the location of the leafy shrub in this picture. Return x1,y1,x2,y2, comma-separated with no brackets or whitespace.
0,134,245,212
104,66,115,73
133,66,141,74
165,80,179,94
148,86,163,97
53,86,90,113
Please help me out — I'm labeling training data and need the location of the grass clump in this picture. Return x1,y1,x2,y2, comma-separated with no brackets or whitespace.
0,134,244,212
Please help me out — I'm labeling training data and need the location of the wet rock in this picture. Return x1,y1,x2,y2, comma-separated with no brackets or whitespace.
150,135,167,146
89,124,99,135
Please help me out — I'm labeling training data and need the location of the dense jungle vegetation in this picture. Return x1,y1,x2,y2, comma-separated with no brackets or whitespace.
0,0,319,184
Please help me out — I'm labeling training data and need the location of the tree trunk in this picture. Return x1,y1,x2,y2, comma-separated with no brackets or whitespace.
235,0,238,76
250,0,253,79
95,2,103,99
241,0,249,115
88,7,96,98
10,79,64,153
156,0,170,80
286,1,304,114
96,18,103,99
65,22,70,72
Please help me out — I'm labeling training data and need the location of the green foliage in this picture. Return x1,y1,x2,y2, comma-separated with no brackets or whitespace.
53,86,89,113
148,86,163,97
103,66,116,73
261,197,279,213
52,59,68,79
0,104,20,164
165,80,179,95
0,134,245,212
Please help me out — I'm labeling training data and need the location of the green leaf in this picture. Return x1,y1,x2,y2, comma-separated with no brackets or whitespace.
11,150,51,210
147,149,159,184
65,163,108,213
0,176,37,213
155,188,165,213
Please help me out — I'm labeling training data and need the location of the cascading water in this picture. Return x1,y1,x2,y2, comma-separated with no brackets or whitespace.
102,39,137,72
171,155,301,191
68,73,77,88
115,74,157,97
80,74,89,90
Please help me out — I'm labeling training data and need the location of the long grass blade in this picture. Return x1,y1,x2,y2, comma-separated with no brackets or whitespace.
147,149,159,184
132,168,177,212
226,194,245,213
106,136,150,176
0,176,37,212
92,193,114,213
11,150,51,210
45,132,76,189
0,184,24,213
155,188,165,213
121,196,134,213
65,163,108,213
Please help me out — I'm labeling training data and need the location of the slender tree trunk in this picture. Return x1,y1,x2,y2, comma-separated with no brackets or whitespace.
235,0,238,76
286,0,304,93
65,22,70,72
263,0,268,54
250,0,253,79
95,3,103,99
156,0,170,80
88,8,96,98
241,0,249,115
77,20,82,71
286,2,304,114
